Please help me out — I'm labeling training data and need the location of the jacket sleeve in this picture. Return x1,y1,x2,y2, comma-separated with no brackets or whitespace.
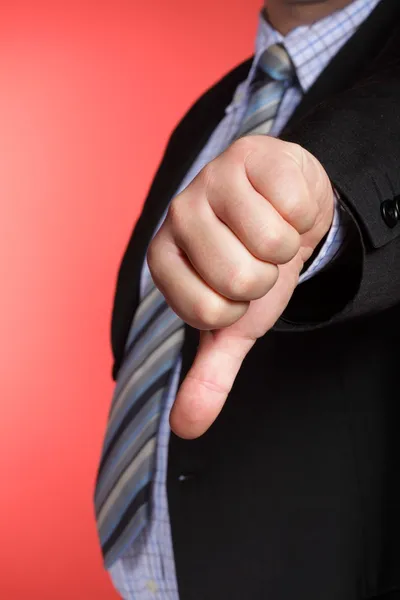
276,26,400,329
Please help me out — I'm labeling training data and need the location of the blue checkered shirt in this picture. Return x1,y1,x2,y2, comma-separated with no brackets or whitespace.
109,0,380,597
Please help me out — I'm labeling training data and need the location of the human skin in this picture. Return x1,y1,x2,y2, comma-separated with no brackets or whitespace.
147,137,334,439
264,0,354,34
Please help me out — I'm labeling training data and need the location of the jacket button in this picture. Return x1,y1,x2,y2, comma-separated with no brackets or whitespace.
381,197,400,228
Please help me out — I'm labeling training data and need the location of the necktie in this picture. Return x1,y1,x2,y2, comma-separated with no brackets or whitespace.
95,42,294,569
236,43,294,138
95,278,185,568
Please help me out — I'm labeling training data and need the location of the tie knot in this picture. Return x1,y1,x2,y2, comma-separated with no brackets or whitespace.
257,43,294,82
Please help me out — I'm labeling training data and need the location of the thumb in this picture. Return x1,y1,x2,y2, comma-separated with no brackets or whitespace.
169,328,255,439
168,254,304,439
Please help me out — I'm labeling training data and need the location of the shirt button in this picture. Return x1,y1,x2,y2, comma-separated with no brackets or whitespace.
146,580,158,593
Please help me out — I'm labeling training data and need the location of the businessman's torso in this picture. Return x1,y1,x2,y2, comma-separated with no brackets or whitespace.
111,2,400,597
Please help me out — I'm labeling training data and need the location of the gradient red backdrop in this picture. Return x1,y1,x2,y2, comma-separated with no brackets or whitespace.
0,0,260,597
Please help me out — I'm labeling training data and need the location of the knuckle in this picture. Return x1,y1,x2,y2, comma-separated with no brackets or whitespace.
228,136,255,159
228,264,278,300
192,295,224,329
280,144,320,233
283,229,301,261
286,199,317,233
228,267,259,300
256,225,283,260
284,142,305,168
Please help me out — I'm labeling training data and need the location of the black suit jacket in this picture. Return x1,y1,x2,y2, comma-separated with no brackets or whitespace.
110,1,400,598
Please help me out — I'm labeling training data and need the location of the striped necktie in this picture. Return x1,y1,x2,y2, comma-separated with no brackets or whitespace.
94,277,185,567
95,42,295,569
236,43,294,138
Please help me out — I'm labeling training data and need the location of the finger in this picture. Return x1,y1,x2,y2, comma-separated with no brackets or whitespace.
167,190,279,302
169,254,305,440
169,328,256,439
242,137,318,234
147,226,249,330
207,152,300,264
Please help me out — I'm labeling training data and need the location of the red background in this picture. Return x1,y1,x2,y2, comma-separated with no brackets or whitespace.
0,1,259,598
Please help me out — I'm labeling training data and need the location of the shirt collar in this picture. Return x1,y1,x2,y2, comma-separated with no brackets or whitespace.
247,0,380,97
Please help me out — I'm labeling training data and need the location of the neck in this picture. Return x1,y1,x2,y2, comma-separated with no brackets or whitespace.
263,0,354,35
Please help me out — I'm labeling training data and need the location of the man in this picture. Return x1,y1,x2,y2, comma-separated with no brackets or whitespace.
95,0,400,598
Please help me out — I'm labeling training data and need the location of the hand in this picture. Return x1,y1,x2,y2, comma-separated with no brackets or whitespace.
147,136,334,439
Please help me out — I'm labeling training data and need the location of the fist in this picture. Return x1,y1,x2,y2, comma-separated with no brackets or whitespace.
147,136,334,438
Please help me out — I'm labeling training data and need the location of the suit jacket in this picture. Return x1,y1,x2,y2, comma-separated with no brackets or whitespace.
110,1,400,598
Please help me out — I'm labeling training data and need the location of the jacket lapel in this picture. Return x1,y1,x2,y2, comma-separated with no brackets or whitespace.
283,0,400,130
